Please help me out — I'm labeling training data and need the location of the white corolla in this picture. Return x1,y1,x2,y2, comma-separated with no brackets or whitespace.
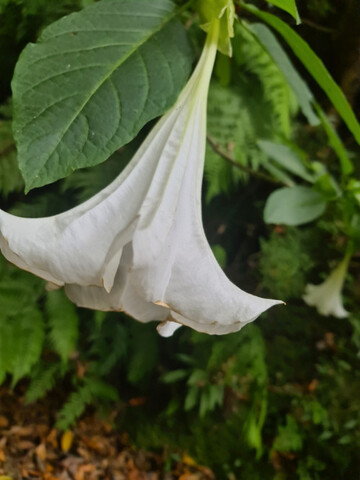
0,21,281,336
303,254,350,318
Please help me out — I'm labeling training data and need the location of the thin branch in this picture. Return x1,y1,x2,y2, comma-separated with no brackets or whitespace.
206,135,285,186
301,19,334,34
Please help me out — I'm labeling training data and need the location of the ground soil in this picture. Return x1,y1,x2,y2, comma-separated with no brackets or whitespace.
0,387,214,480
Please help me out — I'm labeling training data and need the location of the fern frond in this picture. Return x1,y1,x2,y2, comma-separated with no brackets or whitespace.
10,308,45,386
62,148,133,203
234,22,298,138
204,145,235,203
46,290,79,364
85,377,119,402
0,270,43,316
127,323,159,385
205,81,252,202
88,319,128,376
0,316,14,384
0,260,45,385
55,376,119,430
56,383,93,430
206,79,273,201
25,363,60,403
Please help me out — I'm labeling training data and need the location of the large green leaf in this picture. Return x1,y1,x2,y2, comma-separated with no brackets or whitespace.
264,186,327,225
242,4,360,146
12,0,193,190
258,140,315,182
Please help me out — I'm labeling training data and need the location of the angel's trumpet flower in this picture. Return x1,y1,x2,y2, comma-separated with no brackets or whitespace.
0,21,281,336
303,254,350,318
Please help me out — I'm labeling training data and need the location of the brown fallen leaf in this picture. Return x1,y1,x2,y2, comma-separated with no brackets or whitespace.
9,426,33,437
35,443,47,461
76,447,91,462
0,450,5,462
178,474,201,480
46,429,58,449
17,440,36,451
45,464,54,473
43,474,61,480
80,435,107,454
61,456,83,471
128,397,146,407
74,464,95,480
308,379,319,393
34,424,49,438
126,471,146,480
27,470,42,477
0,417,9,429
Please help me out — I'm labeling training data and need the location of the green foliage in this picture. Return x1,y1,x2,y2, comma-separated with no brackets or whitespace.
0,308,44,387
87,316,127,376
272,415,303,452
211,244,227,268
264,185,327,226
56,376,119,430
161,324,268,447
249,22,319,127
307,0,333,17
315,105,353,175
0,0,86,103
126,323,159,385
0,118,23,197
265,0,300,24
0,258,45,385
234,22,298,139
55,382,94,430
46,290,79,364
259,228,313,299
258,139,315,183
12,0,193,190
26,363,60,403
205,19,310,202
62,143,135,203
205,82,246,201
243,3,360,147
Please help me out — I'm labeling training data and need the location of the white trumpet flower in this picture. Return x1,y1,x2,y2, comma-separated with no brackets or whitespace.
0,21,281,336
303,254,350,318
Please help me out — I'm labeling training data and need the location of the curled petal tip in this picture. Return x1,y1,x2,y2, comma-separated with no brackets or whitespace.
157,320,182,337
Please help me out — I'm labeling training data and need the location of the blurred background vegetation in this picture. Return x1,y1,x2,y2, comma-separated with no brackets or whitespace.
0,0,359,478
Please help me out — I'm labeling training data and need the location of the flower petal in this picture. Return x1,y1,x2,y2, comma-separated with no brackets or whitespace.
125,23,282,334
